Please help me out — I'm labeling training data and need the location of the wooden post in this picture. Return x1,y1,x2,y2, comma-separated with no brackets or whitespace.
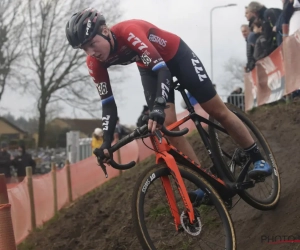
117,148,122,176
0,174,8,204
65,160,73,203
281,24,292,103
26,167,36,230
0,174,16,250
51,163,58,214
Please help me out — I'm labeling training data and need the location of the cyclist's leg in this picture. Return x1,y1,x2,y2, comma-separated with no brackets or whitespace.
138,66,201,166
173,39,271,180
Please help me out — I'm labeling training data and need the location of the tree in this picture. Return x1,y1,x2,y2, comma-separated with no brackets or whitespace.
22,0,122,147
0,0,24,102
222,58,245,95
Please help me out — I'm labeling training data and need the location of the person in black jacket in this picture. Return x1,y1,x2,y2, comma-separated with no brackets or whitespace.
252,18,270,61
0,141,11,178
247,2,282,55
245,7,259,72
12,144,36,178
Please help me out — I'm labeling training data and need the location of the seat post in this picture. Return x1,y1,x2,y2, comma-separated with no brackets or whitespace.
174,82,195,114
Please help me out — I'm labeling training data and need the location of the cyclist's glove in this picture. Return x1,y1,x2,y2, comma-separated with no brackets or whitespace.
93,140,111,163
149,97,166,126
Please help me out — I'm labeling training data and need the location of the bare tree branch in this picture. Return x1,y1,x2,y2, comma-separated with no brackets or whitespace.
222,58,246,94
21,0,123,147
0,0,24,101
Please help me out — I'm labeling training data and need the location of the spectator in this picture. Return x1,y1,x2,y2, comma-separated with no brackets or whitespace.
245,7,260,72
91,128,103,153
0,141,11,179
12,144,36,180
114,117,130,140
273,0,291,46
252,18,270,61
227,87,245,110
241,24,250,40
289,0,300,35
136,105,150,127
247,2,282,55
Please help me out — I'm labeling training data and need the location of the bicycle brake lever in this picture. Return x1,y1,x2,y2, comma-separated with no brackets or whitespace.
154,130,163,144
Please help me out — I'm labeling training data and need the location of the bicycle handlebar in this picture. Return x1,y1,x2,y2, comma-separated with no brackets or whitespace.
161,126,189,137
100,124,189,172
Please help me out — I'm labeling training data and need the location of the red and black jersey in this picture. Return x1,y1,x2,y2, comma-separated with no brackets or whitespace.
86,19,180,103
86,19,181,145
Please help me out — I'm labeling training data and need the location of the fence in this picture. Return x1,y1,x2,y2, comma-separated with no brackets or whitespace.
244,29,300,110
219,94,245,111
0,138,139,249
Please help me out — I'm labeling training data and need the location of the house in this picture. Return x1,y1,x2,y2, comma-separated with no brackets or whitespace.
0,117,27,140
0,117,27,142
48,118,103,138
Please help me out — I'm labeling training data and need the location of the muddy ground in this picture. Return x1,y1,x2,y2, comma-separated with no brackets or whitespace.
18,100,300,250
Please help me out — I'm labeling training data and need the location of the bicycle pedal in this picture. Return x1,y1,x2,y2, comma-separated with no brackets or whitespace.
235,181,255,190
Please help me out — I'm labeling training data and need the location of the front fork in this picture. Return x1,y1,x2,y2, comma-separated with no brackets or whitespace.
157,153,196,230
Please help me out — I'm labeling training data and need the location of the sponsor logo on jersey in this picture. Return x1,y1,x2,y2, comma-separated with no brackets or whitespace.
148,34,167,47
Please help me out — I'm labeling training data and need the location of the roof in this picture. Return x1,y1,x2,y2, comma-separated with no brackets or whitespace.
54,118,102,136
0,117,27,134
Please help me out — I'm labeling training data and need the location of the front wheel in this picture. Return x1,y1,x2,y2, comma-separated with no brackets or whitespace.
208,103,281,210
132,163,236,250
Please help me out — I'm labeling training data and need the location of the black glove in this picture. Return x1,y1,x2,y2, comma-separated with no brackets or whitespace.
93,140,111,163
149,97,166,125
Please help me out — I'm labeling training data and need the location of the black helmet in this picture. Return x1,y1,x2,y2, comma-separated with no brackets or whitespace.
65,8,106,49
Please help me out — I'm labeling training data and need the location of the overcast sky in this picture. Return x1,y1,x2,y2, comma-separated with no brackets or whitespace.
0,0,283,126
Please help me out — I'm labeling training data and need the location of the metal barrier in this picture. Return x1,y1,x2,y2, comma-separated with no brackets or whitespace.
66,131,93,163
79,138,92,161
219,94,245,111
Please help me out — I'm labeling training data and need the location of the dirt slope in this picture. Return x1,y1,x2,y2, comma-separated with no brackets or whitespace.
18,100,300,250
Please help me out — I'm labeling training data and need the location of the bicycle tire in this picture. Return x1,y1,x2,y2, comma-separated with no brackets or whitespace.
208,103,281,210
132,163,236,250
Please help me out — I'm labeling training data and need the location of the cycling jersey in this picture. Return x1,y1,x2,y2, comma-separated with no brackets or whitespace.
87,19,181,142
86,19,216,145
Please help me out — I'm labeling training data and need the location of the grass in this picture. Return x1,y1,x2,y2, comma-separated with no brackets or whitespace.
17,241,35,250
17,173,122,249
149,204,170,220
198,205,221,230
181,239,193,250
18,213,61,250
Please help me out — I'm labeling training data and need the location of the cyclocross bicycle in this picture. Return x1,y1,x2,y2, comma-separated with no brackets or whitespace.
98,80,281,250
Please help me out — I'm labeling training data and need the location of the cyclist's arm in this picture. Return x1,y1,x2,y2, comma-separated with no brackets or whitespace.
123,25,172,103
86,56,117,146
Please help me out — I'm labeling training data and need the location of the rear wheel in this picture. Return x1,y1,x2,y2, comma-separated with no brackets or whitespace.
132,163,236,250
208,103,281,210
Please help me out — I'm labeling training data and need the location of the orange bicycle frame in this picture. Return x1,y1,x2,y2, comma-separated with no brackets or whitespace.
148,113,226,230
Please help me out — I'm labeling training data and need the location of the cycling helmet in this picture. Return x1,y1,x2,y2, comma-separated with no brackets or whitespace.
65,8,106,49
